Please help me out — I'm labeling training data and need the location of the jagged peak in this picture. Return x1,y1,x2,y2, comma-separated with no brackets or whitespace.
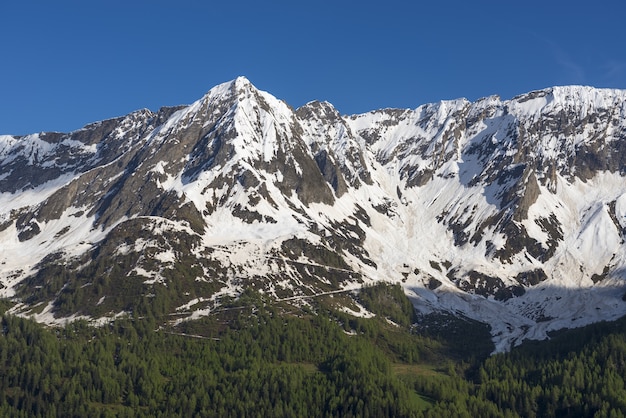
5,77,626,353
233,75,254,90
428,97,471,111
296,100,343,123
83,108,154,128
299,100,336,110
199,76,260,102
189,76,294,123
472,94,502,107
146,77,278,144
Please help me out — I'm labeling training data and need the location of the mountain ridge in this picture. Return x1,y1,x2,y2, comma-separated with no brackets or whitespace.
2,77,626,352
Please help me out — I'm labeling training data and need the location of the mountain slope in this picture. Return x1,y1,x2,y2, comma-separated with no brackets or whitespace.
2,77,626,351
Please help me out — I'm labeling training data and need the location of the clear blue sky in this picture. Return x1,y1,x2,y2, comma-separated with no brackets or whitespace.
2,0,625,135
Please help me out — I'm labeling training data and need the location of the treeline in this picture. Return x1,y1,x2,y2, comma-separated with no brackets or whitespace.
1,286,626,417
475,316,626,417
0,304,425,417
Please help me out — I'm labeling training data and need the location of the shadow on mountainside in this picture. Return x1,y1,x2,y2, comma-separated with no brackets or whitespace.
407,277,626,352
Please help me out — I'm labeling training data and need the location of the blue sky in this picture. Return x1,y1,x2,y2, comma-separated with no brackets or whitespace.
2,0,625,135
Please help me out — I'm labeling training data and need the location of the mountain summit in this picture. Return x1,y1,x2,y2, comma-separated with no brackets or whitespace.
2,78,626,351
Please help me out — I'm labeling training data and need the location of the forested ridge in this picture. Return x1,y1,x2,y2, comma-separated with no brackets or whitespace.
1,285,626,417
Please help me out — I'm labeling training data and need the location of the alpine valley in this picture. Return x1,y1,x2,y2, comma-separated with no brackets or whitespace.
2,77,626,352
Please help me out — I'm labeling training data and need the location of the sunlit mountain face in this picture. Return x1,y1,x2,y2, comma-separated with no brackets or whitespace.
2,77,626,351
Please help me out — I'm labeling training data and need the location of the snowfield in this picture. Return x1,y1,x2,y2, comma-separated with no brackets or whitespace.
2,78,626,351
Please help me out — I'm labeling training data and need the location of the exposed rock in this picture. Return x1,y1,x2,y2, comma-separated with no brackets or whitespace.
3,79,626,351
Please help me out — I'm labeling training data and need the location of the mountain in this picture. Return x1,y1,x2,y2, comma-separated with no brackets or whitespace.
2,77,626,351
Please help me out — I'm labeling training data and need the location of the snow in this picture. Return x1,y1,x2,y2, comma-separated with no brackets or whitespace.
615,193,626,229
0,197,127,298
0,172,77,213
573,203,620,269
510,91,551,115
340,90,626,351
10,301,92,327
3,78,626,352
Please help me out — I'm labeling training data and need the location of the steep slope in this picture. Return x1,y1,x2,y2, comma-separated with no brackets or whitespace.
2,78,626,351
346,86,626,350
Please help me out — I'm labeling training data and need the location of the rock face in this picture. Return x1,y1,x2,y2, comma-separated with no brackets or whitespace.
2,77,626,351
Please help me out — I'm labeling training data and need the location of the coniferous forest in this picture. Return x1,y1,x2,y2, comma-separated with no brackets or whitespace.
1,284,626,417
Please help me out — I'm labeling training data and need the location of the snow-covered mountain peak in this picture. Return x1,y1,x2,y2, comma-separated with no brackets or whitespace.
424,97,471,119
508,85,626,118
2,80,626,352
233,74,253,88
